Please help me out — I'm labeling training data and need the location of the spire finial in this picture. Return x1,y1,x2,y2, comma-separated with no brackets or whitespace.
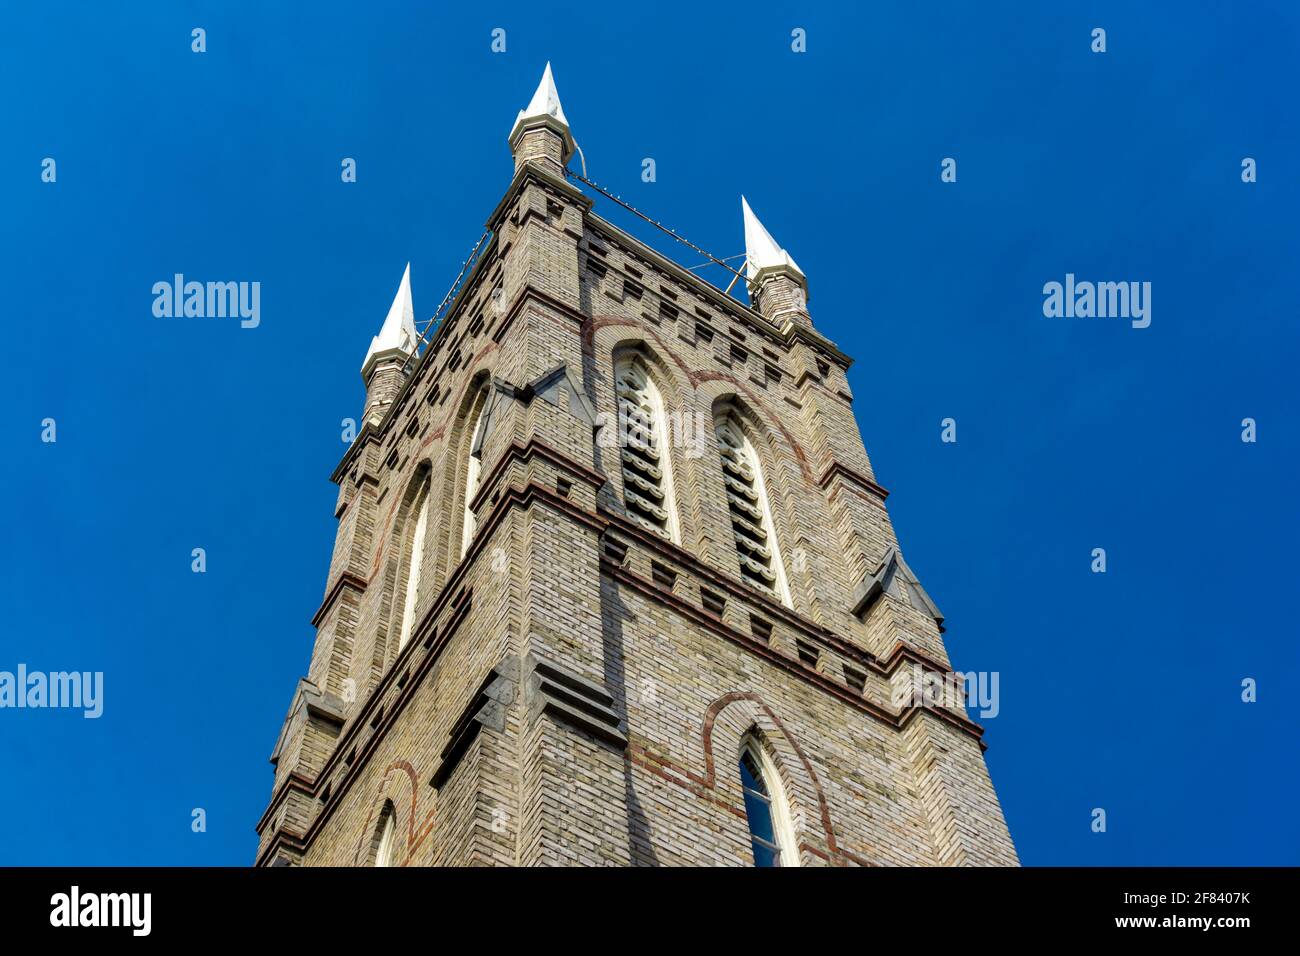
741,197,804,283
361,262,417,379
741,198,811,327
508,62,575,173
511,62,568,135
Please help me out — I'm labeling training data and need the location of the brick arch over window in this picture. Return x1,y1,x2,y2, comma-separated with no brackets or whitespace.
700,390,801,496
600,335,709,548
586,318,813,483
396,477,431,653
437,369,495,577
460,388,492,559
371,800,397,867
377,462,432,675
710,398,793,607
350,759,437,867
701,692,845,866
739,732,800,866
604,335,694,398
610,346,682,543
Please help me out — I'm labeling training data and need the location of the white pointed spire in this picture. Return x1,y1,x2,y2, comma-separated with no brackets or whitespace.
361,263,418,377
741,196,804,283
510,62,569,138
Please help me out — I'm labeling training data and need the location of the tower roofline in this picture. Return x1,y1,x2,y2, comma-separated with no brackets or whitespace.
581,210,844,361
331,165,852,485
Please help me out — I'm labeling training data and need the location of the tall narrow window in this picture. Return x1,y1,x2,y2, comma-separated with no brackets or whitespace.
462,388,490,558
715,410,790,606
397,483,430,652
739,739,798,867
374,807,397,867
615,355,679,541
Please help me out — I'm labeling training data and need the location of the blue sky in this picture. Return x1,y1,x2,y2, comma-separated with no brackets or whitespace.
2,2,1297,865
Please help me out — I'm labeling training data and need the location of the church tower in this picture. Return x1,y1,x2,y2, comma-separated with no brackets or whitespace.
256,65,1017,867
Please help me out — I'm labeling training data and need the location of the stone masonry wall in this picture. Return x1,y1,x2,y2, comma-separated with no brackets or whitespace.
255,150,1017,868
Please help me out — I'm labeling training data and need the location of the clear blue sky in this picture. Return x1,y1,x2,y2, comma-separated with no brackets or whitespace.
3,2,1296,865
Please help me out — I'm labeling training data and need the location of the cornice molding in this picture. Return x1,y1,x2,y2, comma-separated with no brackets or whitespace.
601,556,982,747
583,212,852,370
602,509,881,670
471,437,605,515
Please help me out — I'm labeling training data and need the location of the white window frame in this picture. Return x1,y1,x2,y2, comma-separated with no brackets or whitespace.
741,737,800,868
374,810,397,867
397,484,430,652
462,388,490,558
717,410,792,607
615,354,680,543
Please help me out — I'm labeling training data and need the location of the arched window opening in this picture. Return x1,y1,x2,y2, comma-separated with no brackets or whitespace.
373,805,397,867
715,410,791,606
462,387,491,559
615,354,679,542
397,482,430,652
739,739,798,867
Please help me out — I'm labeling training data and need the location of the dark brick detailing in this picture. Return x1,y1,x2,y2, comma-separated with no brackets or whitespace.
257,128,1017,867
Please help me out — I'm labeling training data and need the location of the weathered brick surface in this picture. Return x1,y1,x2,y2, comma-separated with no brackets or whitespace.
254,124,1017,867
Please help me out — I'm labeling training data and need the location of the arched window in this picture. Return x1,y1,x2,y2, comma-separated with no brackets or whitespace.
396,481,430,652
715,409,791,606
615,354,679,542
373,804,397,867
738,738,798,867
462,387,491,558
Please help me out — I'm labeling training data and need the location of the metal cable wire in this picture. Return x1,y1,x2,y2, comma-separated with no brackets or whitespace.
401,165,747,381
684,252,747,273
399,229,493,377
563,168,749,288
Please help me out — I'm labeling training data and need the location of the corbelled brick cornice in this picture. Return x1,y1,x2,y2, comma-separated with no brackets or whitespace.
601,554,984,747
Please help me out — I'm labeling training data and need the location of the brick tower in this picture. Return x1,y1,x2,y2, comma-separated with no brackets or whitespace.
255,64,1017,867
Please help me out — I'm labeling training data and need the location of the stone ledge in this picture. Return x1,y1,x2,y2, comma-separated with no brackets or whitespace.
527,654,627,749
